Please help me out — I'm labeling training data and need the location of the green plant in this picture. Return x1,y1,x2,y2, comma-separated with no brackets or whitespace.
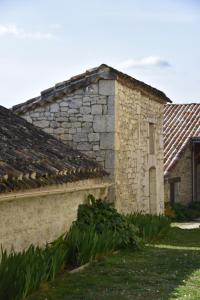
65,224,118,267
127,213,171,243
172,203,192,221
76,194,141,249
0,235,68,300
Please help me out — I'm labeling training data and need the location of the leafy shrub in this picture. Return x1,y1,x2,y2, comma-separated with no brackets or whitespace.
172,203,191,221
65,224,118,267
76,194,141,249
127,213,171,243
173,202,200,221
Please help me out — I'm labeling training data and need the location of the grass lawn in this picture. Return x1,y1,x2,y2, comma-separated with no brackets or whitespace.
27,227,200,300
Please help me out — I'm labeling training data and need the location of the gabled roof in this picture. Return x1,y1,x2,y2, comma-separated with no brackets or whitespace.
164,103,200,174
12,64,171,114
0,106,106,194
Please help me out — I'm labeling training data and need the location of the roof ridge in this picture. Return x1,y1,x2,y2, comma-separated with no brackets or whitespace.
12,64,171,114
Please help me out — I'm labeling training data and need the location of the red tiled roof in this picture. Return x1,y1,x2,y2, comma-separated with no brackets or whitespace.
164,103,200,175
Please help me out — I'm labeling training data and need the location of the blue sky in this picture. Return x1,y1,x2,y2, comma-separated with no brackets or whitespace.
0,0,199,108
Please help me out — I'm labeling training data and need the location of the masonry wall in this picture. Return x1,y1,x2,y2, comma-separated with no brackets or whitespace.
0,178,109,252
21,79,165,214
22,81,116,174
115,81,164,214
164,145,192,205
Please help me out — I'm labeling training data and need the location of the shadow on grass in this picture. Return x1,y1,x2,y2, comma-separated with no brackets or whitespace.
27,228,200,300
159,227,200,248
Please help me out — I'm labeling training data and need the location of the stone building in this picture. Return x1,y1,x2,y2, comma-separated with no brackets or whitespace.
0,105,109,252
13,64,171,214
164,103,200,205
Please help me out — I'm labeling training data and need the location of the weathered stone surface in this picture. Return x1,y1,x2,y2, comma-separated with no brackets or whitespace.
88,133,100,142
60,134,73,141
73,133,88,142
34,120,49,128
99,80,115,96
77,143,92,151
100,133,114,150
54,128,65,134
50,103,60,113
80,107,91,114
43,128,53,134
83,115,93,122
93,115,114,132
105,150,115,169
69,99,82,109
21,79,165,216
91,105,102,115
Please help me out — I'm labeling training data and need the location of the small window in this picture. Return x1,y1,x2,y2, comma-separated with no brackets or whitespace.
149,123,155,154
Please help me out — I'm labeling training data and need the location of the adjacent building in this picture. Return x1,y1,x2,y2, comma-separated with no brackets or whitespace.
164,103,200,205
13,64,171,214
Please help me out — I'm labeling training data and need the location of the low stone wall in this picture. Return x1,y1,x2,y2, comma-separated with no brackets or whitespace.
0,178,110,252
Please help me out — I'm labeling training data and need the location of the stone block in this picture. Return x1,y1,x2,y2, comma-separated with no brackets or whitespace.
69,128,77,134
43,128,54,134
93,145,100,151
83,96,91,103
50,103,60,113
68,109,79,114
88,133,100,142
91,105,102,115
105,150,115,169
93,115,115,132
73,133,88,142
83,102,90,106
30,112,40,118
60,100,69,107
72,122,81,127
83,115,93,122
100,133,114,150
99,80,115,96
34,120,49,128
80,107,91,114
60,134,72,141
68,99,82,109
60,107,69,112
77,143,92,151
54,128,65,134
62,122,72,128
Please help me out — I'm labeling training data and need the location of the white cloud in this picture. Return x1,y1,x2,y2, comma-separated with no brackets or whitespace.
117,56,171,69
0,24,55,40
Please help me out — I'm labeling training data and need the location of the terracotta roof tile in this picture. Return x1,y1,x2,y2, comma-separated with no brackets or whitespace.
163,103,200,174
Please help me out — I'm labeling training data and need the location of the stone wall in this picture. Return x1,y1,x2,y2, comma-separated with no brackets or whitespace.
21,79,165,214
164,145,192,205
0,178,109,252
115,81,164,214
22,80,116,174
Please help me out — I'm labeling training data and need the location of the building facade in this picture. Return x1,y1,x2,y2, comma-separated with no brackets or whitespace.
13,64,171,214
164,103,200,205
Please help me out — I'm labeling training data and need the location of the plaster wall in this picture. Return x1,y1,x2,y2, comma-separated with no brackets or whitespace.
0,178,109,252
